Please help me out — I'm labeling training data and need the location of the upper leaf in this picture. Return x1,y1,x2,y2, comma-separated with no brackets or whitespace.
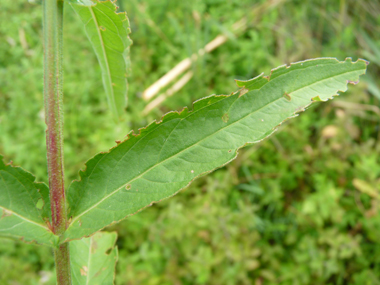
69,0,132,120
70,231,118,285
66,0,95,5
0,155,58,247
64,58,368,242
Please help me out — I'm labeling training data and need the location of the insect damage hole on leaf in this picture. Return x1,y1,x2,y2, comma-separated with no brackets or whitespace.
104,247,113,255
36,198,44,210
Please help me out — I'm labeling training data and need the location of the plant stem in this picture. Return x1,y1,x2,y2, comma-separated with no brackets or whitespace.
43,0,71,284
54,243,71,284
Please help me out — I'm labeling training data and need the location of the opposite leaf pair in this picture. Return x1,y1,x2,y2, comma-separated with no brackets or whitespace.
1,1,370,284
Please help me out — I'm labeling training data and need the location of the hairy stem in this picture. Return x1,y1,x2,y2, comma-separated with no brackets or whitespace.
54,243,71,284
43,0,71,284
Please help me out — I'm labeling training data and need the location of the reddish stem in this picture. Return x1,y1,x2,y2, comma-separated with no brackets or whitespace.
43,0,71,284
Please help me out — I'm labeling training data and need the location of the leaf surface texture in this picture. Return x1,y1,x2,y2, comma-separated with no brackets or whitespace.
70,0,132,119
70,231,118,285
64,58,368,241
0,156,58,246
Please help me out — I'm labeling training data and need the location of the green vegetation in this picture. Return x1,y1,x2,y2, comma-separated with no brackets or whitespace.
69,0,132,120
0,0,379,284
69,232,118,284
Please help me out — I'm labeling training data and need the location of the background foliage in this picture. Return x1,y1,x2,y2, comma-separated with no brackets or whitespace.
0,0,379,284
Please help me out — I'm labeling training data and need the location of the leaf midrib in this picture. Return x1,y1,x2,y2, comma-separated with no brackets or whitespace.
0,171,49,231
0,205,50,231
68,65,363,229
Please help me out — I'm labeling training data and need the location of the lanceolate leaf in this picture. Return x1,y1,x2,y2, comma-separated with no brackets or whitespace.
70,231,118,285
0,155,58,247
64,58,368,242
67,0,95,5
69,0,132,120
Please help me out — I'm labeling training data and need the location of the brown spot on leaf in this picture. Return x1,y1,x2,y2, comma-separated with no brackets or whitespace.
125,184,131,190
283,92,291,101
239,88,249,97
222,113,229,123
91,240,98,254
94,267,107,278
1,209,12,219
80,266,88,276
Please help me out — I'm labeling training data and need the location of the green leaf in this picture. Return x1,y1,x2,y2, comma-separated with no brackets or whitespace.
0,155,58,247
70,231,118,285
63,58,368,242
67,0,95,5
69,0,132,120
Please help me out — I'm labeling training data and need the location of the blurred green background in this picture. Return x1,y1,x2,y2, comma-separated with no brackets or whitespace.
1,0,380,284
